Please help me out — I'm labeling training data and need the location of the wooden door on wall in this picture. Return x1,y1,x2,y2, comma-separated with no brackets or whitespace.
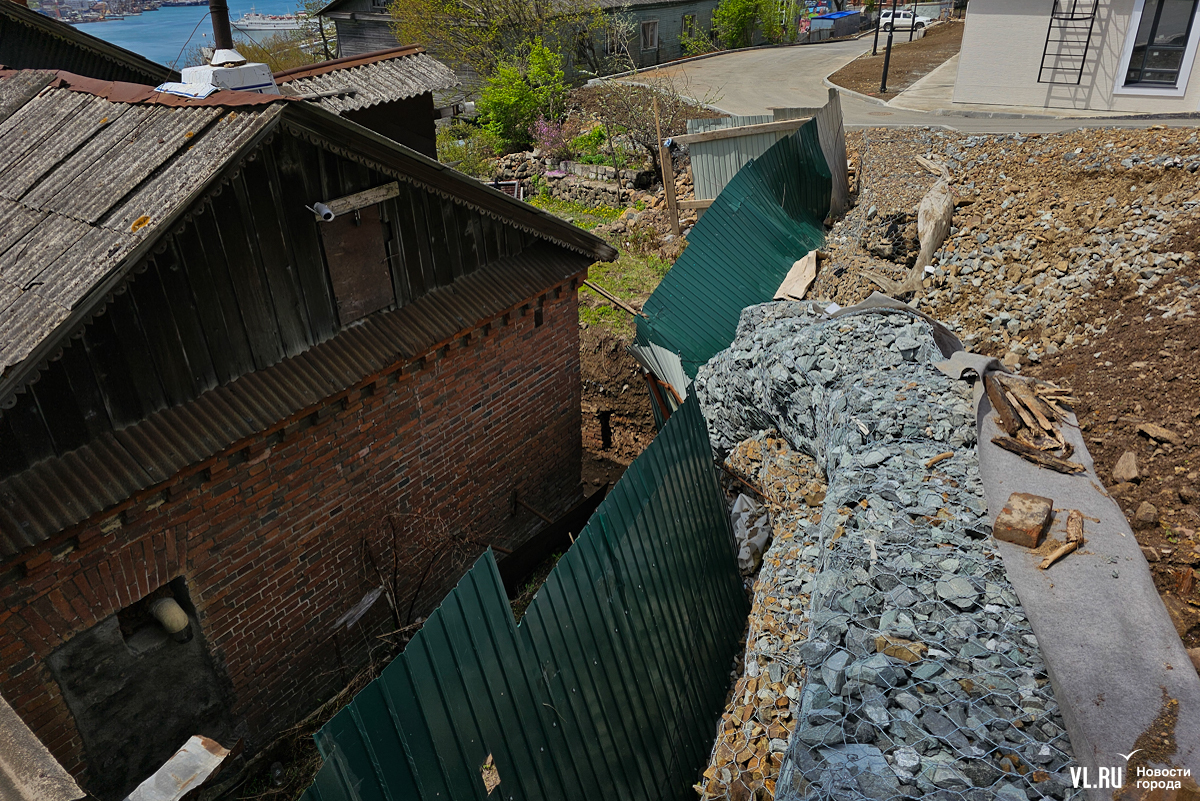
319,204,394,326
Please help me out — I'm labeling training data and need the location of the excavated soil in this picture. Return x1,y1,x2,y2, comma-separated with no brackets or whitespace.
817,125,1200,652
579,326,656,490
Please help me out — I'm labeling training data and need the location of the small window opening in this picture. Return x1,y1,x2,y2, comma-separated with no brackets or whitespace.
117,576,195,654
534,307,545,327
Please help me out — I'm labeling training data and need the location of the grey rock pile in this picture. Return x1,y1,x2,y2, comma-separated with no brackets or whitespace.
695,304,1080,800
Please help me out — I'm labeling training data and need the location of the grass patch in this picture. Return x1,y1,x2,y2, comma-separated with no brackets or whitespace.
527,196,672,340
580,250,672,339
527,194,622,230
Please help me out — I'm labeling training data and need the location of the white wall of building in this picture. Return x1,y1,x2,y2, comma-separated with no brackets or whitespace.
953,0,1200,113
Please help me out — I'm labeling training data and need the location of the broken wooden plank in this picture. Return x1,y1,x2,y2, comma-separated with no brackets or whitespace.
992,436,1085,474
925,451,954,469
319,182,401,218
985,373,1022,436
997,373,1060,428
582,280,647,318
1041,509,1085,570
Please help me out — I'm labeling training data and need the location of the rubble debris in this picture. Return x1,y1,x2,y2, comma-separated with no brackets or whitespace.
985,372,1081,474
1135,500,1160,529
695,304,1077,801
1138,422,1183,445
700,433,826,801
993,492,1054,549
1039,510,1085,570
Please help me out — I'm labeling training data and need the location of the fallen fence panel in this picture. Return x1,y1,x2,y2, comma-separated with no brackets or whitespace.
300,395,746,801
636,119,831,378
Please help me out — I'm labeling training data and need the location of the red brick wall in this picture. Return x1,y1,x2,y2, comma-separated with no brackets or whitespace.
0,284,582,786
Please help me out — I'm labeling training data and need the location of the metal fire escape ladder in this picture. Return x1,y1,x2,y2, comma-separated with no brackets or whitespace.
1038,0,1099,84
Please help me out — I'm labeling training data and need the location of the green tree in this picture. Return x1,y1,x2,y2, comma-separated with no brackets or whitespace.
712,0,760,49
388,0,605,78
476,39,568,150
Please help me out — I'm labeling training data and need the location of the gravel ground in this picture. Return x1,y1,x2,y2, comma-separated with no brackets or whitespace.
695,304,1078,801
813,123,1200,645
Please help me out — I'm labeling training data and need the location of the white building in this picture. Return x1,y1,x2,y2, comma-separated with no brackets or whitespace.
954,0,1200,113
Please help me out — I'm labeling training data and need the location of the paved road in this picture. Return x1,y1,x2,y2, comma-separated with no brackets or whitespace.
631,41,1200,133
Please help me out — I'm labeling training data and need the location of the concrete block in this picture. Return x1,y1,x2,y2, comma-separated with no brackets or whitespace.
993,491,1052,548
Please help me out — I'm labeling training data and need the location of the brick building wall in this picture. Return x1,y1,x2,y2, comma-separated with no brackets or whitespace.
0,283,582,789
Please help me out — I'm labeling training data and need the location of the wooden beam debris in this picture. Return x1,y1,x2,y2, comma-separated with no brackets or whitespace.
1040,509,1085,570
582,280,647,318
989,372,1084,473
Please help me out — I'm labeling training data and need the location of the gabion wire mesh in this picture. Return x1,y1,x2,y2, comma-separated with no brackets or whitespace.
695,303,1081,801
699,433,826,800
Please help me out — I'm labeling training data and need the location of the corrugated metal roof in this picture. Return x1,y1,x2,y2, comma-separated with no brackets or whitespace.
0,0,178,85
276,49,458,113
636,120,831,377
0,244,591,555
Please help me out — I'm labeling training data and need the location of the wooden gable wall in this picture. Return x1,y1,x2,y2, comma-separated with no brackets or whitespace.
0,131,537,479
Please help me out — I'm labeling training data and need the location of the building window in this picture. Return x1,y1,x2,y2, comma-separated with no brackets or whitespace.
641,20,659,50
605,27,622,55
682,13,696,37
1123,0,1200,86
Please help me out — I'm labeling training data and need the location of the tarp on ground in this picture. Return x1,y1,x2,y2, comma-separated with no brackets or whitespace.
300,395,747,801
636,119,831,379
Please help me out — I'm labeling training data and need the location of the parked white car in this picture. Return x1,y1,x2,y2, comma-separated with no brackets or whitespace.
879,9,932,31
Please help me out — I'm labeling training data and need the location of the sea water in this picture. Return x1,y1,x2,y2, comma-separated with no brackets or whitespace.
73,0,303,69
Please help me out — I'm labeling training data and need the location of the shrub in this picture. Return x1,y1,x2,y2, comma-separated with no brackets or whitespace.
679,26,718,56
477,39,568,150
530,115,571,159
436,122,501,178
568,125,640,168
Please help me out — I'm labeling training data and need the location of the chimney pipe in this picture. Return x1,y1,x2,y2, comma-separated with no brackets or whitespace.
209,0,234,51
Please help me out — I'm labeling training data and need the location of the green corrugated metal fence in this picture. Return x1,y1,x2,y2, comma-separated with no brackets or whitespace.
636,119,831,378
300,395,746,801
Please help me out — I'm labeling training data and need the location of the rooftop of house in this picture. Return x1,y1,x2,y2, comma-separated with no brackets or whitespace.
0,67,612,393
274,45,459,114
0,66,615,557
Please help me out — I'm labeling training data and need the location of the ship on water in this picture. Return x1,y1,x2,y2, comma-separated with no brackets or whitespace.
230,9,303,32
